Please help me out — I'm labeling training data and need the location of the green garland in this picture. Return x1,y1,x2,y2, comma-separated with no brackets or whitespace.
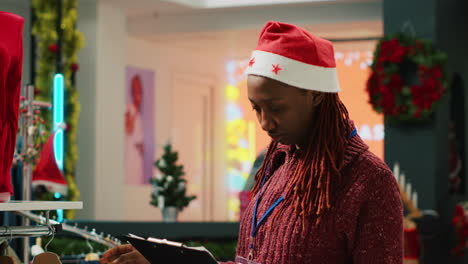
32,0,84,219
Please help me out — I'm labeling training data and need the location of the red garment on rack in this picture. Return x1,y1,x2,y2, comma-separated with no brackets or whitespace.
0,11,24,202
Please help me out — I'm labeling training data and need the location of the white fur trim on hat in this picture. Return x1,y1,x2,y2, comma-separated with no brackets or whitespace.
0,192,11,202
245,50,341,93
32,180,68,196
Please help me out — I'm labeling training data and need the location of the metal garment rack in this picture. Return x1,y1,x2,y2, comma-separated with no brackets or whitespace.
0,223,60,240
0,201,83,261
22,84,50,262
16,211,121,248
0,84,84,263
20,84,34,263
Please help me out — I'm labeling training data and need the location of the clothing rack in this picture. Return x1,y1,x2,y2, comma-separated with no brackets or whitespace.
16,211,121,248
0,201,82,238
16,211,120,264
0,202,83,261
15,86,119,251
1,77,120,260
20,84,35,262
0,224,61,239
0,84,84,263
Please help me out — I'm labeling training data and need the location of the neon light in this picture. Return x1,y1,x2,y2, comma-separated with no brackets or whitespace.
56,209,64,222
53,192,64,222
53,74,64,171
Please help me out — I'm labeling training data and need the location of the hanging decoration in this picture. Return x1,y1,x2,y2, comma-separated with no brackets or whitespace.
366,32,449,122
32,0,84,219
13,104,48,167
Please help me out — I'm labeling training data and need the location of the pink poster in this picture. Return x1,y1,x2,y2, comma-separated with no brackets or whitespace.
125,66,155,184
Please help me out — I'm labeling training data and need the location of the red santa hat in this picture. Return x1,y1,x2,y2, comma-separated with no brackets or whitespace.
32,133,68,195
245,21,340,93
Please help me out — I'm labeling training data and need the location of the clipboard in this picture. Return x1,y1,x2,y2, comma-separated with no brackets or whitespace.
126,234,218,264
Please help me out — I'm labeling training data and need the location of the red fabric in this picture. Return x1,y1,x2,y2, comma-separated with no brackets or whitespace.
220,130,403,264
0,11,24,199
239,191,251,220
404,227,420,260
32,133,67,193
255,21,336,68
451,204,468,256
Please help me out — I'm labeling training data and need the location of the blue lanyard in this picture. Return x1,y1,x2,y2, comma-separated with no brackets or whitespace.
250,128,357,240
251,165,284,238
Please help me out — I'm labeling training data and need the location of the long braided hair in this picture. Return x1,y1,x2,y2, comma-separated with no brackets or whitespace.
251,93,351,224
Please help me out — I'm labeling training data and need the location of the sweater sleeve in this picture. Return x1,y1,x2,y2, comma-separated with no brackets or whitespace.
352,168,404,263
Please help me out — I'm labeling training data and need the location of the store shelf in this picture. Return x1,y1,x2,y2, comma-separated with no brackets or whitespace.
0,201,82,211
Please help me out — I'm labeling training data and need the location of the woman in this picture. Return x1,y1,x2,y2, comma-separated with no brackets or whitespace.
101,21,403,264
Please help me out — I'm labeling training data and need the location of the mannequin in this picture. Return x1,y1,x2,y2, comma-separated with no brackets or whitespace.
0,11,24,202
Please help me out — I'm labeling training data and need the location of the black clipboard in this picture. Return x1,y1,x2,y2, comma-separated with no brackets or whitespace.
126,234,218,264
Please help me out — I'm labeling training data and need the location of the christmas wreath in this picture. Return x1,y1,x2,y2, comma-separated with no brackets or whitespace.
367,33,448,122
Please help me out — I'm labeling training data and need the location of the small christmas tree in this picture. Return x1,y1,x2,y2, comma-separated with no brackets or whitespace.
150,143,196,211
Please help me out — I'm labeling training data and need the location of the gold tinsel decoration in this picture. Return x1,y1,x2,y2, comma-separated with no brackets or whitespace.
32,0,84,219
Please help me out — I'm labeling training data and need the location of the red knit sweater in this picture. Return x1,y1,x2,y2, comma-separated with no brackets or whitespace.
0,11,24,201
222,133,403,264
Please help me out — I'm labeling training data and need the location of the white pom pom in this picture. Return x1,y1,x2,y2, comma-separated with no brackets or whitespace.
28,126,37,136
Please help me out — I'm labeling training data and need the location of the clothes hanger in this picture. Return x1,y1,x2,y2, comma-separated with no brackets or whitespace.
84,231,100,261
0,227,15,264
32,211,62,264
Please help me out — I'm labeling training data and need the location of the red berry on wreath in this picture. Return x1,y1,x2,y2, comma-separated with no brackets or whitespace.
430,92,439,101
376,64,384,75
414,110,422,118
430,65,442,78
71,63,79,72
416,40,424,49
48,43,59,53
389,75,404,92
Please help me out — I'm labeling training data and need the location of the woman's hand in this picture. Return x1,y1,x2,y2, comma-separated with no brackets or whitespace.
100,244,150,264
